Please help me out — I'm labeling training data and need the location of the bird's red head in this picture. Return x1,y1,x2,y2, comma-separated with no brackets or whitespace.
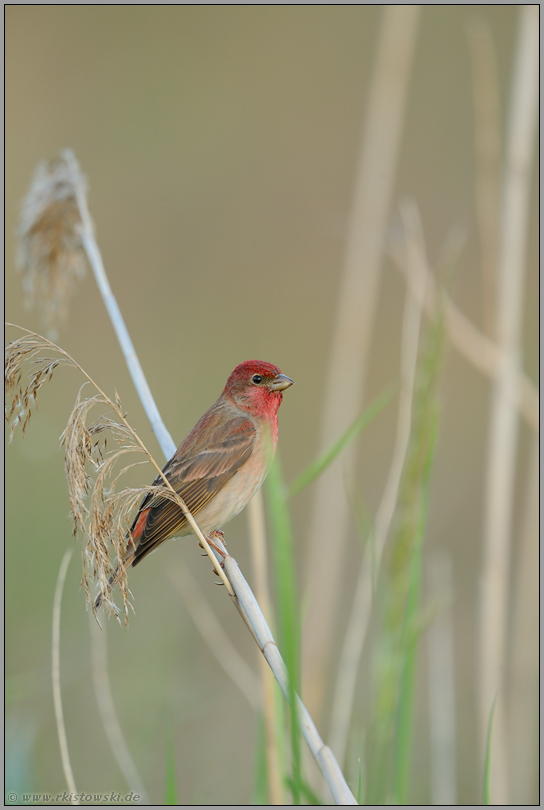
223,360,294,419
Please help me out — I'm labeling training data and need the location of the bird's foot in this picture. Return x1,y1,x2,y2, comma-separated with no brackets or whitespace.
209,529,226,549
199,530,227,572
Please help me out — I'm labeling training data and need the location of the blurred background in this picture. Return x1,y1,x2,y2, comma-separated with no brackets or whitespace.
5,5,538,805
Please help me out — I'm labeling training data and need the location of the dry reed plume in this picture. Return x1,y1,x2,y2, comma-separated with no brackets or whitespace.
17,152,88,337
5,326,195,623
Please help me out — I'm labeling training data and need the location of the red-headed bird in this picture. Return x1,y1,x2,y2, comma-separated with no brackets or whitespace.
94,360,293,609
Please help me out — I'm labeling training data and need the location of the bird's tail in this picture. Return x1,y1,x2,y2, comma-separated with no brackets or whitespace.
93,540,135,612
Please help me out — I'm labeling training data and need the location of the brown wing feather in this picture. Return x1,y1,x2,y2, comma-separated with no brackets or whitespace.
130,415,256,566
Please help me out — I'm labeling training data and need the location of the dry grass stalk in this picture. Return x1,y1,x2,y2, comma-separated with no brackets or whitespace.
468,18,501,337
17,152,88,337
89,616,148,802
507,437,539,803
52,548,79,805
169,563,261,710
479,6,539,802
389,239,539,434
426,552,457,806
329,199,427,765
302,3,421,719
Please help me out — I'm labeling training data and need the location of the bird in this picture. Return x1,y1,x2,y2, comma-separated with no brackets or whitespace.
94,360,293,610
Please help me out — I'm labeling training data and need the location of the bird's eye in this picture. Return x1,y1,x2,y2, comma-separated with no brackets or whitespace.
252,374,263,385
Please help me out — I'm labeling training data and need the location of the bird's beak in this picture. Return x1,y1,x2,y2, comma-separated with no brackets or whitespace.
270,373,294,391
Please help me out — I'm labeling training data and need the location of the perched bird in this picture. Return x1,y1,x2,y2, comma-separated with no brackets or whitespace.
95,360,293,609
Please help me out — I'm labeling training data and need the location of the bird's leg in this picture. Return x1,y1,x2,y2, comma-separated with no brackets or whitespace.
209,529,227,551
198,530,228,575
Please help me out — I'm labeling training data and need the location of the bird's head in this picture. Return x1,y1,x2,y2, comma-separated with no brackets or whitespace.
223,360,294,419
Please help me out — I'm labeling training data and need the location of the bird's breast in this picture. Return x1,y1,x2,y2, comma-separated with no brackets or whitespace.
195,428,273,535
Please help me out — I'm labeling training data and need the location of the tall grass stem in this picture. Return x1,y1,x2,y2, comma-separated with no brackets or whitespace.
248,492,285,804
266,457,302,803
89,617,149,802
390,238,539,434
302,4,420,717
479,6,538,802
52,547,79,805
329,199,426,764
468,18,501,337
508,437,539,803
426,553,457,805
169,564,261,710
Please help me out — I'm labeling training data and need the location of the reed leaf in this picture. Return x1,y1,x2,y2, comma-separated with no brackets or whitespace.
265,455,302,803
369,299,445,805
165,736,178,806
289,388,393,498
483,696,497,806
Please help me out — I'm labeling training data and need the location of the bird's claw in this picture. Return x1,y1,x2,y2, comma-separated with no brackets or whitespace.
209,529,226,548
199,530,228,559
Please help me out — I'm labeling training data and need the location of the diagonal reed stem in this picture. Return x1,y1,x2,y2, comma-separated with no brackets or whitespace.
52,548,79,805
63,150,177,461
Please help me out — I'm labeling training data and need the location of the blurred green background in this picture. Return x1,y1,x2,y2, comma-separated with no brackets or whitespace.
5,6,538,805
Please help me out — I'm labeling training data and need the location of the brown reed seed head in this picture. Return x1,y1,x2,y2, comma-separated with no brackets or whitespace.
4,333,67,442
5,330,157,623
17,151,88,337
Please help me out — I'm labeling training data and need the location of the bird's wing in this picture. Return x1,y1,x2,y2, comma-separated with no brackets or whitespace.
129,416,256,566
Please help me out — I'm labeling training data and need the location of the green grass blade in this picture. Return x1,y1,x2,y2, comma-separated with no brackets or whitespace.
369,302,445,804
482,696,497,805
266,454,302,804
393,413,439,803
357,758,363,805
252,714,268,805
286,776,323,805
165,736,178,805
289,388,393,497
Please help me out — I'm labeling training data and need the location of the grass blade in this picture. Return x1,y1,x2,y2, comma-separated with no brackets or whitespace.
52,548,79,805
89,616,148,802
165,736,178,806
483,696,497,805
252,715,268,805
266,454,302,804
369,288,445,804
357,759,363,805
289,388,393,498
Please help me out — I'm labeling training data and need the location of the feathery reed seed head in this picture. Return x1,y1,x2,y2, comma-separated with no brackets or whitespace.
17,150,88,336
5,328,162,623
